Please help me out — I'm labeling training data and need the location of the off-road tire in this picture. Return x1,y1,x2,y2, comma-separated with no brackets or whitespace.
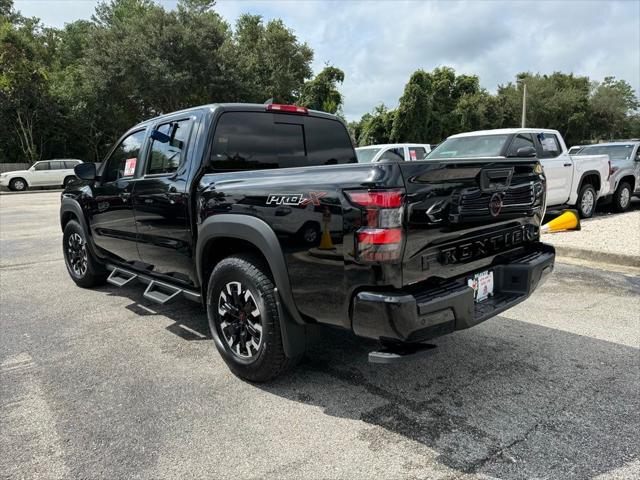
8,178,27,191
207,254,301,382
611,182,632,213
63,220,108,288
576,184,596,218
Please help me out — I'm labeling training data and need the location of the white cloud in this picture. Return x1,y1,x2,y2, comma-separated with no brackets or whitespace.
14,0,640,120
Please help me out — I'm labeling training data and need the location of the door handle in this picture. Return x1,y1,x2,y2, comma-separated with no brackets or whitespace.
563,163,572,167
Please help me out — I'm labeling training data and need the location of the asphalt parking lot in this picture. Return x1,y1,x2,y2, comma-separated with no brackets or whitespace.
1,191,639,480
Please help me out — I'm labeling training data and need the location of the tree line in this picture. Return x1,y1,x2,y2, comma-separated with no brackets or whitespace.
1,0,638,163
0,0,344,163
349,68,640,148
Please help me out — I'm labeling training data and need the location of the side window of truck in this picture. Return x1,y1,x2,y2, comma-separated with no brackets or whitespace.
536,133,561,158
102,130,146,182
408,147,427,161
507,134,535,156
147,119,193,175
379,148,404,162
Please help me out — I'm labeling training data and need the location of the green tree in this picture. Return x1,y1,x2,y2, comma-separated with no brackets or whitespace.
390,67,484,144
357,104,395,146
0,12,61,163
298,65,344,113
233,14,313,103
390,69,432,143
454,90,503,133
497,72,591,145
589,77,640,140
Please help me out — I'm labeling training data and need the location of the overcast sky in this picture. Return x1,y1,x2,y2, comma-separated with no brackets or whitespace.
14,0,640,121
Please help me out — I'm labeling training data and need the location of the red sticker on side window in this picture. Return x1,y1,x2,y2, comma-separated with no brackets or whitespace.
124,158,137,176
410,149,417,160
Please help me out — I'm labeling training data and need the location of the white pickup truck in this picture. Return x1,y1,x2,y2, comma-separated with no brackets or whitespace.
428,128,611,217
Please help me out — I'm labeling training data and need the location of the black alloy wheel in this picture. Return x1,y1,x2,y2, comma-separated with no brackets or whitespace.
62,220,108,288
67,232,88,277
217,280,263,359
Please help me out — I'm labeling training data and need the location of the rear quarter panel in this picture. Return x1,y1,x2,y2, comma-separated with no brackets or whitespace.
568,154,610,202
198,162,405,327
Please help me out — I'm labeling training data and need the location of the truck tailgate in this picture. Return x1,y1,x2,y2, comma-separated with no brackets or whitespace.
397,158,546,286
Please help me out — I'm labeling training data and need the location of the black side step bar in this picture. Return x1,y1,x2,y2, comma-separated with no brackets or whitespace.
105,264,201,305
368,343,437,364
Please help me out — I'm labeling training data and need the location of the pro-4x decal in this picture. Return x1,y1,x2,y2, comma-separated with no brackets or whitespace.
266,192,327,206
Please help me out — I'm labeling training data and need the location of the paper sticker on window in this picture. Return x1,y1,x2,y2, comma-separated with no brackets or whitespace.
124,157,137,176
541,137,557,152
409,149,417,160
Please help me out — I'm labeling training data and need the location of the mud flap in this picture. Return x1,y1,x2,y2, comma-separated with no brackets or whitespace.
274,287,307,358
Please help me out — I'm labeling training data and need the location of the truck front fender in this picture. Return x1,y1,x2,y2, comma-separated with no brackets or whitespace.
60,196,89,233
60,196,105,261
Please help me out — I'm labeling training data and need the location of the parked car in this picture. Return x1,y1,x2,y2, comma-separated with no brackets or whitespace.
60,103,553,381
0,159,83,191
356,143,431,163
429,128,611,218
573,142,640,212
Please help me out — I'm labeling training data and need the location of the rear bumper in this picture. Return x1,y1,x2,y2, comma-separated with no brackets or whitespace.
351,242,555,342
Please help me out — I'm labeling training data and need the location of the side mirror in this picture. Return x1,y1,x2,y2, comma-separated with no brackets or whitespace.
74,162,97,181
516,146,537,157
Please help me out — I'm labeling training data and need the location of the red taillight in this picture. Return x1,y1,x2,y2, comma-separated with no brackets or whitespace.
345,189,405,263
347,190,403,208
266,104,308,114
357,228,402,245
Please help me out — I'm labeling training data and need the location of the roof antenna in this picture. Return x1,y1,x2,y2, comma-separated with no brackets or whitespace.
263,98,274,105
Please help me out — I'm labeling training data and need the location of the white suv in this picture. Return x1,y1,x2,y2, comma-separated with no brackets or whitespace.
0,159,83,191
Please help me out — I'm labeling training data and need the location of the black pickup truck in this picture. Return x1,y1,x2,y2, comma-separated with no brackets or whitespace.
60,103,555,381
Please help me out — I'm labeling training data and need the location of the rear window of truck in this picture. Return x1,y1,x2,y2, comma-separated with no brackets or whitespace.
210,112,355,171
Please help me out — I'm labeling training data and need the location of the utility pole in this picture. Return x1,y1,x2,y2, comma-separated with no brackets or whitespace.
520,82,527,128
